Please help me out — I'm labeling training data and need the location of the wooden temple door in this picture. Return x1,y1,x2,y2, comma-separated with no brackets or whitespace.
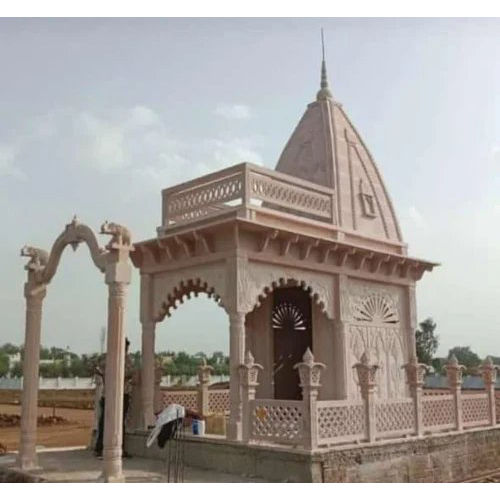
272,287,312,400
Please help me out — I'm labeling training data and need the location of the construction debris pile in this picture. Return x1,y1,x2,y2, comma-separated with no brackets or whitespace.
0,414,71,428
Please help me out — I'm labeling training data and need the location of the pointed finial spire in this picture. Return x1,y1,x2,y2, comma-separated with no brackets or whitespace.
317,28,333,101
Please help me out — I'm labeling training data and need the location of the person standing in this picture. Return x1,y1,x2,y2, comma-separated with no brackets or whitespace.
94,338,134,458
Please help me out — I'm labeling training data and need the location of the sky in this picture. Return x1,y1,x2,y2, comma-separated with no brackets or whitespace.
0,18,499,357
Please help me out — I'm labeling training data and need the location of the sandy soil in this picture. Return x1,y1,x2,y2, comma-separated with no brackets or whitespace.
0,404,94,452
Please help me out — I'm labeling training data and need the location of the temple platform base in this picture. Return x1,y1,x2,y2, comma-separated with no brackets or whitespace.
126,426,500,482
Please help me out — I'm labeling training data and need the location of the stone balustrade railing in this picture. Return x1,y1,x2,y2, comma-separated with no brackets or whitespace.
246,352,500,450
159,163,336,231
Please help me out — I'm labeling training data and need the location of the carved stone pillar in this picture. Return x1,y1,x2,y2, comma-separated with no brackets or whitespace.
102,247,132,483
239,351,263,443
403,356,428,436
197,359,214,417
294,348,325,450
140,321,156,429
445,355,465,431
354,352,379,443
18,282,46,470
480,357,498,426
228,311,246,441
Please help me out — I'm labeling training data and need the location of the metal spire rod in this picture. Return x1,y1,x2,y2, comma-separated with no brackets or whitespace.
317,28,333,100
321,27,326,62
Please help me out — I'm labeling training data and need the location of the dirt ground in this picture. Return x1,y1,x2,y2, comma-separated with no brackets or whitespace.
0,404,94,452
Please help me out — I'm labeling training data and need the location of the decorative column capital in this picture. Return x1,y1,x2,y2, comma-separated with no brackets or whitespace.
403,356,429,389
354,352,379,396
198,358,215,386
239,350,263,389
480,357,498,386
445,355,465,388
294,348,325,392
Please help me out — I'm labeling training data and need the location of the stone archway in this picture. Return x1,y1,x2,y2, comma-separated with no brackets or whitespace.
19,217,133,483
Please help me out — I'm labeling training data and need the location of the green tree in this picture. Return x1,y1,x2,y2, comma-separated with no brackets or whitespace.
11,361,23,377
0,352,9,377
415,318,438,365
448,346,481,373
0,343,20,355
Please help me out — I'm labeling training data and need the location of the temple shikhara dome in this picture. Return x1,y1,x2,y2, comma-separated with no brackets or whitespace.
276,55,403,253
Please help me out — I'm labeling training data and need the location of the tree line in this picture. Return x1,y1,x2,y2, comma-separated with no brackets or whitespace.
415,318,499,374
0,343,229,378
1,320,497,379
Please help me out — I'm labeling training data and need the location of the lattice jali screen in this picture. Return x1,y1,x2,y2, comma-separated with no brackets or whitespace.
208,389,229,415
250,399,304,444
422,395,455,431
162,390,198,411
375,399,415,436
249,172,333,220
316,401,365,445
167,174,243,223
462,394,490,427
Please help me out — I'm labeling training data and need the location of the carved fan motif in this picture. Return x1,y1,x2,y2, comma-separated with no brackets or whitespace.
353,293,398,324
272,302,307,331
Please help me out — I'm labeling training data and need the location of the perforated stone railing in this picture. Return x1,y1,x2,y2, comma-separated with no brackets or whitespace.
316,400,365,445
250,399,305,445
161,389,198,411
375,398,415,438
422,394,455,432
160,163,336,230
208,389,230,415
462,393,490,428
161,387,230,415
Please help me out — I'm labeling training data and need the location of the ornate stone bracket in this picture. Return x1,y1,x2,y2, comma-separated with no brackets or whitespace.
402,356,429,389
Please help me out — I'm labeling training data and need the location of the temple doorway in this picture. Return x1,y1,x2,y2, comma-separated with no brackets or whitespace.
272,287,312,400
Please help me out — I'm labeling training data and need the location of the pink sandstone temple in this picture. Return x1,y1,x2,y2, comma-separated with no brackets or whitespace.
17,51,500,482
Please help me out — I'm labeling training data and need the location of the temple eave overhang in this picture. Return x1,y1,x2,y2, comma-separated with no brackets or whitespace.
131,216,438,282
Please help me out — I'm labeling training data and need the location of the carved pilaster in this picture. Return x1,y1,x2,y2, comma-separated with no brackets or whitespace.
101,231,133,483
294,348,325,450
239,351,263,443
18,282,46,471
403,356,428,436
354,352,379,442
480,357,498,426
140,321,156,429
197,359,214,418
445,355,465,431
228,310,246,441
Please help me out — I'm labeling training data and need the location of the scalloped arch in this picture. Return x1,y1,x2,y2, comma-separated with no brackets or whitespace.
238,261,334,319
250,277,331,318
154,277,226,321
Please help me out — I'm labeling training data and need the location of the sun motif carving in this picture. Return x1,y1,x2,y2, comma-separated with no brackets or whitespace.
352,293,399,324
272,302,307,331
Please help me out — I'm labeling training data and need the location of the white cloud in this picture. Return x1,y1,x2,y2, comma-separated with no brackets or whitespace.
204,138,263,167
0,144,26,180
214,104,252,120
0,106,263,192
408,205,427,230
492,145,500,167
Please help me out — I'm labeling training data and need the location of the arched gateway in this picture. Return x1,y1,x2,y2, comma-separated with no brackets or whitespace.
19,218,133,482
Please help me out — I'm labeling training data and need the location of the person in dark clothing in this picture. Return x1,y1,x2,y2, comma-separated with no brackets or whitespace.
94,338,133,459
